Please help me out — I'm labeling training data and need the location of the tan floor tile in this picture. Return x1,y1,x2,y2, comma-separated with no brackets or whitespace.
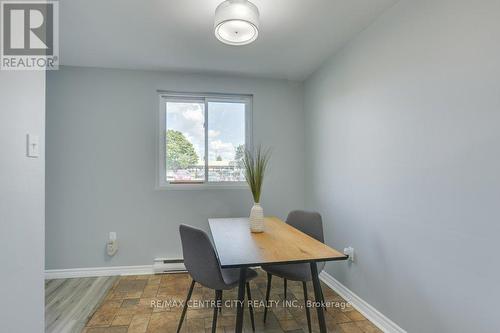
121,298,140,308
146,311,181,332
86,310,116,327
100,300,123,310
215,314,236,327
128,314,151,333
345,310,366,321
111,314,134,326
354,320,383,333
186,318,205,333
142,285,159,298
339,322,364,333
116,307,138,316
272,307,294,321
327,310,352,324
188,308,214,319
278,319,301,331
108,291,129,300
127,291,145,299
115,280,147,293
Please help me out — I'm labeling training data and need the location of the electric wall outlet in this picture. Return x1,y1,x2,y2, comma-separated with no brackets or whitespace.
343,247,355,262
27,134,40,158
107,232,118,256
107,241,118,256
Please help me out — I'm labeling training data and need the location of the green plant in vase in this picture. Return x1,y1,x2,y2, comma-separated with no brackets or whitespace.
243,145,271,233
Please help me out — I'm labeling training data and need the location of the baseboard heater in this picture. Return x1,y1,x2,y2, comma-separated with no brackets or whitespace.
153,258,186,274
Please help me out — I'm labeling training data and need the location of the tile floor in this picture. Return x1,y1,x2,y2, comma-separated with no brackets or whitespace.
82,270,381,333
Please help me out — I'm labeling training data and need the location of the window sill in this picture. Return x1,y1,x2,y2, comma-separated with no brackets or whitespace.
155,183,248,191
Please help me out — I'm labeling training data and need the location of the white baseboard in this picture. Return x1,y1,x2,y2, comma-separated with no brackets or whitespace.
320,271,406,333
45,262,188,279
45,265,155,279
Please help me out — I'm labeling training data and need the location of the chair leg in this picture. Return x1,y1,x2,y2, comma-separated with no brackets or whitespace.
219,291,223,313
284,278,287,299
263,272,272,323
246,283,255,331
177,279,195,333
320,284,327,311
302,281,312,333
212,290,222,333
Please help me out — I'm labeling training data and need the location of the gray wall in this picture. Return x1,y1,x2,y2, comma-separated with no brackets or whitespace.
0,71,45,332
46,66,305,269
304,0,500,332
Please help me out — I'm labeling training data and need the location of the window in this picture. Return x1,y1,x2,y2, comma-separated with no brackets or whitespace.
158,92,252,188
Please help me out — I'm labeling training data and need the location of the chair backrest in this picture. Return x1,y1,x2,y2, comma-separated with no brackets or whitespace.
179,224,225,290
286,210,324,243
286,210,326,272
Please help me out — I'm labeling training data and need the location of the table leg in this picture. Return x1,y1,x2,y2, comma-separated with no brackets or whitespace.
235,267,246,333
310,262,327,333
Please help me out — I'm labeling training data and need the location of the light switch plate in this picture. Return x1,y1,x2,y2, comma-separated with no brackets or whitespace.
27,134,40,158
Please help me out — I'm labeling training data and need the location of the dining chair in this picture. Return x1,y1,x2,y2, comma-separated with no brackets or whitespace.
178,224,257,333
261,210,327,333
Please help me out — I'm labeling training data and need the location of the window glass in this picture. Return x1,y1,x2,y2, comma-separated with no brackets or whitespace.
160,94,251,187
166,101,205,183
207,101,246,182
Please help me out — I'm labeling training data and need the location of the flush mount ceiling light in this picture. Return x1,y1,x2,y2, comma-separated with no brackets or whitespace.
214,0,260,46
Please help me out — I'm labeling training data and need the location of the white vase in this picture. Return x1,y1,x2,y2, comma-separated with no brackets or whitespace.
249,203,264,233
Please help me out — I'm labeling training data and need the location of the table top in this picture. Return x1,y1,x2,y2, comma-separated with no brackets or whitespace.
208,216,348,268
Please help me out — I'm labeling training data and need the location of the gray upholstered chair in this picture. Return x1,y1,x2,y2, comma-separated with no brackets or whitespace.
178,224,257,333
261,210,327,333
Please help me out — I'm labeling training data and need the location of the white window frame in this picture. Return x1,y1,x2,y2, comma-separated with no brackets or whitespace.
156,91,253,190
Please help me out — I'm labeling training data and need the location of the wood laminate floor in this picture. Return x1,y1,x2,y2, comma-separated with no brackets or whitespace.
75,270,381,333
45,276,118,333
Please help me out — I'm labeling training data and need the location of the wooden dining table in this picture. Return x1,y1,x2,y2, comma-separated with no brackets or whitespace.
208,216,348,333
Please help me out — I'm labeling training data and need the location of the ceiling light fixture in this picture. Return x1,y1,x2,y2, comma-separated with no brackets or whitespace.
214,0,260,46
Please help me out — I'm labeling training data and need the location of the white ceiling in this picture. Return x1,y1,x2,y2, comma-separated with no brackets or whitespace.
59,0,397,81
